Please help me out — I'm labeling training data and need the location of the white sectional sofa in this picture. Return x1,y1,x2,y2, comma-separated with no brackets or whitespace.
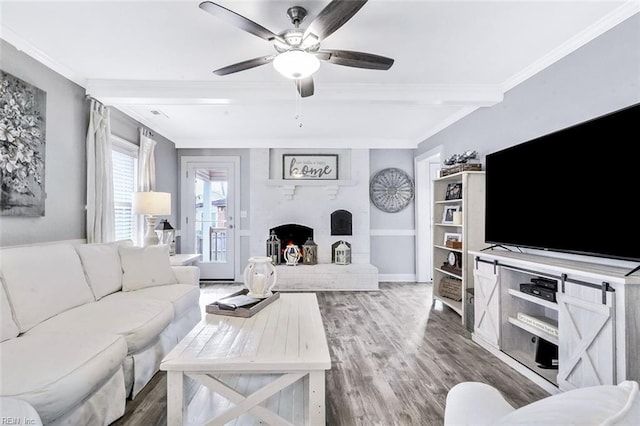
0,240,202,425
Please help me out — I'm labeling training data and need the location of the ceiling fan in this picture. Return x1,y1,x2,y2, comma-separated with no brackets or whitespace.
198,0,394,98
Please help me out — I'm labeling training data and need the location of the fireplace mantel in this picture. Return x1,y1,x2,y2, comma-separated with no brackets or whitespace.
266,179,358,200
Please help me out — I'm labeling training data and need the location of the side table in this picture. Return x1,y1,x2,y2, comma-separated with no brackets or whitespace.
170,253,201,266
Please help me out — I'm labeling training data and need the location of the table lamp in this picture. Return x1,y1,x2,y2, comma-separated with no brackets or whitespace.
133,191,171,246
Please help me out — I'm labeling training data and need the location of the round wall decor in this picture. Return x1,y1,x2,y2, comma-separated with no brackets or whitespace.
369,168,415,213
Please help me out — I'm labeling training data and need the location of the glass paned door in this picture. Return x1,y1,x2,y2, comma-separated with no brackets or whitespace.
183,160,237,280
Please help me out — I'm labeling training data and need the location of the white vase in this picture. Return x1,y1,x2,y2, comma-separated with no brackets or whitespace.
243,256,277,298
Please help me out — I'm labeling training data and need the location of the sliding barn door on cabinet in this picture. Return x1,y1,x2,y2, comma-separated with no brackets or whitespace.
557,291,615,391
473,263,501,349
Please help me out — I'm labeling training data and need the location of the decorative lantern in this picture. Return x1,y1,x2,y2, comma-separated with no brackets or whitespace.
243,256,277,298
334,241,351,265
284,243,301,266
302,237,318,265
155,219,176,255
266,231,281,264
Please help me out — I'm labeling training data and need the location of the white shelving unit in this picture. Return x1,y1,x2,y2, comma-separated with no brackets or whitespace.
431,171,486,326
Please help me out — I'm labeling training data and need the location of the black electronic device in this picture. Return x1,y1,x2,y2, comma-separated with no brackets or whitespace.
520,283,557,303
485,102,640,262
531,277,558,291
534,337,558,369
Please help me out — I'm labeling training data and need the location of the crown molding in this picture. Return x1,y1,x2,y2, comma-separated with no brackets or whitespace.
502,1,640,92
0,25,86,87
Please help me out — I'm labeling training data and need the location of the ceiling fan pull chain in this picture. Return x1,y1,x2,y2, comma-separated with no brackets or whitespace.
295,80,303,128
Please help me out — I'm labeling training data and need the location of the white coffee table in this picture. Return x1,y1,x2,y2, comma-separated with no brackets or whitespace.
160,293,331,426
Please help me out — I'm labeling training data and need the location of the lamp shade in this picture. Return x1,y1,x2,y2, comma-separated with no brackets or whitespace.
133,192,171,215
273,50,320,79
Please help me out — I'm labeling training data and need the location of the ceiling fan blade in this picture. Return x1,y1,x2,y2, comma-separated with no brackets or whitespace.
213,56,274,76
304,0,368,41
318,49,394,70
296,77,314,98
199,1,283,43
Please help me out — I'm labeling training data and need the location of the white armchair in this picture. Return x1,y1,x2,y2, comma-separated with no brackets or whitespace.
444,380,640,425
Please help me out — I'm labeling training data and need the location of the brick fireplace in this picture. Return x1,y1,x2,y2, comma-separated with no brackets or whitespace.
249,149,378,290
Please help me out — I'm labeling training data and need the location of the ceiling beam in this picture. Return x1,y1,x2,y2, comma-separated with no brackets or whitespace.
86,79,503,106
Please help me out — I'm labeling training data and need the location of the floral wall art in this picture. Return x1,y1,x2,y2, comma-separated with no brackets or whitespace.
0,70,46,216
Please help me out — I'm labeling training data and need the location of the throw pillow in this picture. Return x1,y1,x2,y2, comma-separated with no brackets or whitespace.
119,245,177,291
76,239,133,300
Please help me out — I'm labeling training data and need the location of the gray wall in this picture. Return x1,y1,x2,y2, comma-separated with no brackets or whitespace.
370,149,416,277
415,13,640,267
0,39,179,246
0,40,88,246
111,109,179,228
415,13,640,161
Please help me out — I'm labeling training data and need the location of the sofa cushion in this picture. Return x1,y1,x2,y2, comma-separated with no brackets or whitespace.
0,284,19,342
104,284,200,319
0,333,127,424
75,239,133,300
25,298,173,354
494,380,640,425
119,245,177,291
0,244,95,332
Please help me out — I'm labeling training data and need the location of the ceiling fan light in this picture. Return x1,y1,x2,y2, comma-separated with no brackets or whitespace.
273,50,320,79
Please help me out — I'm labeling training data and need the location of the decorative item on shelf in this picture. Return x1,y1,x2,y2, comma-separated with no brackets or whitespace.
444,232,463,249
442,251,462,275
441,150,482,177
334,240,351,265
156,219,176,255
452,211,463,226
266,231,281,265
283,243,301,266
243,256,277,298
369,168,415,213
442,205,460,224
445,183,462,200
282,154,338,180
133,191,171,247
439,276,463,301
302,237,318,265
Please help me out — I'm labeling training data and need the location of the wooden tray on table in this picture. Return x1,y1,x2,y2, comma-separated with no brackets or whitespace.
205,288,280,318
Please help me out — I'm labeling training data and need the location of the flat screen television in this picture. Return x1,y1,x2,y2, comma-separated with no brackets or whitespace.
485,102,640,262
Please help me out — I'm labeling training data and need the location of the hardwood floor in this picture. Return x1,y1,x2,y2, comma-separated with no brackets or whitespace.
114,282,549,426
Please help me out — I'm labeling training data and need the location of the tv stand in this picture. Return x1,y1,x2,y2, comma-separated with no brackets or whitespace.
625,263,640,277
470,250,640,394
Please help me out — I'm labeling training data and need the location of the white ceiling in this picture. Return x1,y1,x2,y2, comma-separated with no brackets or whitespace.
1,0,638,148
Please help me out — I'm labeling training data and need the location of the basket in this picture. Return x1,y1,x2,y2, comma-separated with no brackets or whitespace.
439,277,463,301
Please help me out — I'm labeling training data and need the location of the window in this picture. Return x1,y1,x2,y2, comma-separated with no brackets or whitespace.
112,136,139,242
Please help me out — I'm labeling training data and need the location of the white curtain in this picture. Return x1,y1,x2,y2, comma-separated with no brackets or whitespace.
138,128,157,192
86,99,114,243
